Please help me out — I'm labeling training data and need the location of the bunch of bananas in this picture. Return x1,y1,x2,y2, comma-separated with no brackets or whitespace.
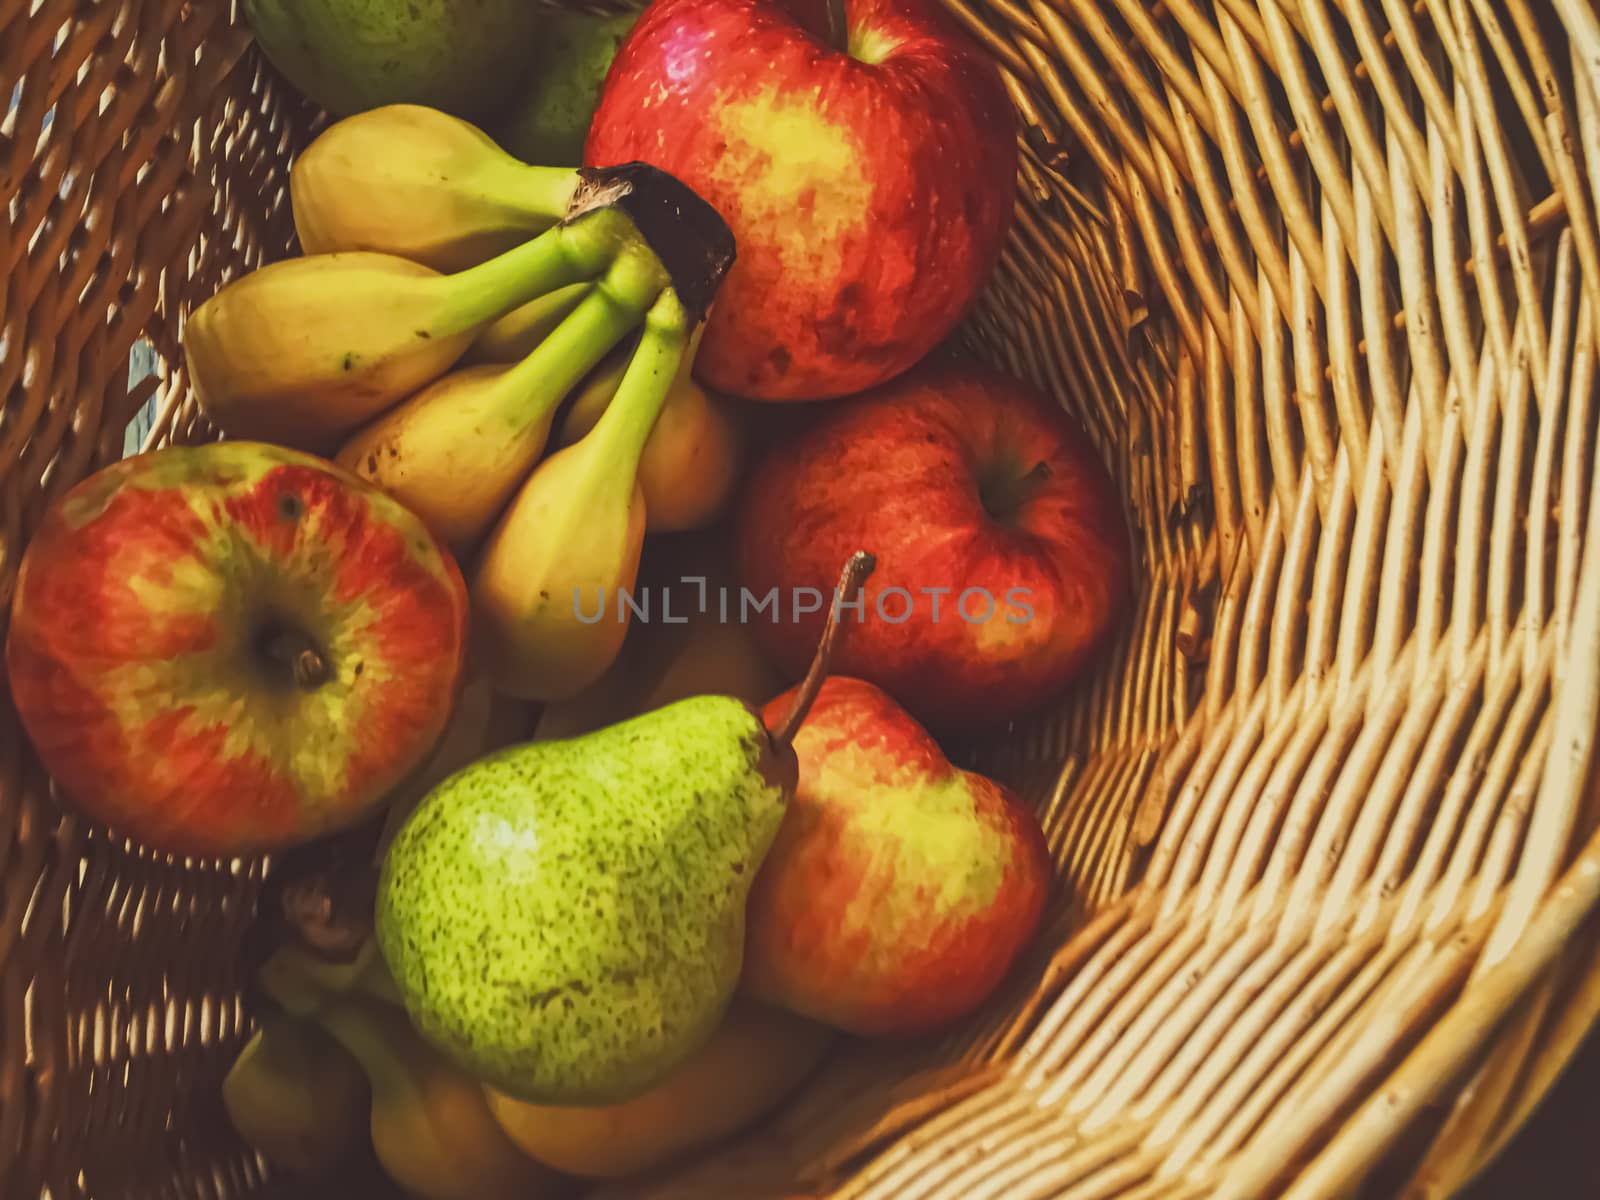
224,939,832,1195
227,941,566,1199
185,104,744,703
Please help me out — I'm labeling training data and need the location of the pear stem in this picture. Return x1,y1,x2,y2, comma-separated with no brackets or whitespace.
770,550,877,748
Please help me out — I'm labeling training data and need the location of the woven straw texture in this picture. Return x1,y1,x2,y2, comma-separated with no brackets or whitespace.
5,0,1600,1195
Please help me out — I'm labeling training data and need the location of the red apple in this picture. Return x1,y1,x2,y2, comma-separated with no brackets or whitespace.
6,442,471,857
584,0,1018,402
735,354,1130,732
745,675,1051,1036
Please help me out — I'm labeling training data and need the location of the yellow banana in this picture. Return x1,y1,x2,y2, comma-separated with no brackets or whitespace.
535,529,784,740
484,998,831,1179
312,997,569,1200
185,206,637,449
291,104,578,272
222,1011,369,1174
556,332,743,533
469,288,694,701
334,242,669,553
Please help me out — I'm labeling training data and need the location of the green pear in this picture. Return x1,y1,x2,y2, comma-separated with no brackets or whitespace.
374,552,876,1106
490,9,642,167
240,0,545,121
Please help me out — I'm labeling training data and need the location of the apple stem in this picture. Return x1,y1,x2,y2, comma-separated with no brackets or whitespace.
291,651,328,689
769,550,876,749
825,0,851,54
981,459,1054,520
261,629,332,691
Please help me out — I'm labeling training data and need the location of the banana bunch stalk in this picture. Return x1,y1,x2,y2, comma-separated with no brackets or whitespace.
181,104,738,702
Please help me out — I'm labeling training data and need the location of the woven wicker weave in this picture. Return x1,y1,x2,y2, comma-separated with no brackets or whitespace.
3,0,1600,1195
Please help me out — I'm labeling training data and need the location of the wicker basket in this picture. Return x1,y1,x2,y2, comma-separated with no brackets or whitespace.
4,0,1600,1195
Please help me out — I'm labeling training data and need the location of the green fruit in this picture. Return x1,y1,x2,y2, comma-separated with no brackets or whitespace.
490,9,641,166
374,695,795,1106
240,0,546,121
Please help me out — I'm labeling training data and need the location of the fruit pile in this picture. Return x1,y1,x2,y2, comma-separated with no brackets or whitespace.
5,0,1134,1191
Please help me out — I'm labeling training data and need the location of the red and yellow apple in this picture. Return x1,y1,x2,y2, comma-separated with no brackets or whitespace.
744,675,1052,1036
5,442,470,857
584,0,1018,401
735,354,1131,733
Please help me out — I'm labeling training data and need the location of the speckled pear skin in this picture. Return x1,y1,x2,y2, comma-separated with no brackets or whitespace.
373,694,790,1106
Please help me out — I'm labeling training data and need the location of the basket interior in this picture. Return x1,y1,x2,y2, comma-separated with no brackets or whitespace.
5,0,1600,1196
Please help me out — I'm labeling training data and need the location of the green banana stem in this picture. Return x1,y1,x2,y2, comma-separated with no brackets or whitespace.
500,163,583,227
510,280,593,334
580,316,706,414
469,281,597,364
440,206,636,333
485,245,672,433
580,288,693,479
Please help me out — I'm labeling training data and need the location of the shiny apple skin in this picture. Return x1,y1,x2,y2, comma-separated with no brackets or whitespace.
735,355,1131,732
585,0,1018,401
744,676,1052,1036
5,442,470,857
